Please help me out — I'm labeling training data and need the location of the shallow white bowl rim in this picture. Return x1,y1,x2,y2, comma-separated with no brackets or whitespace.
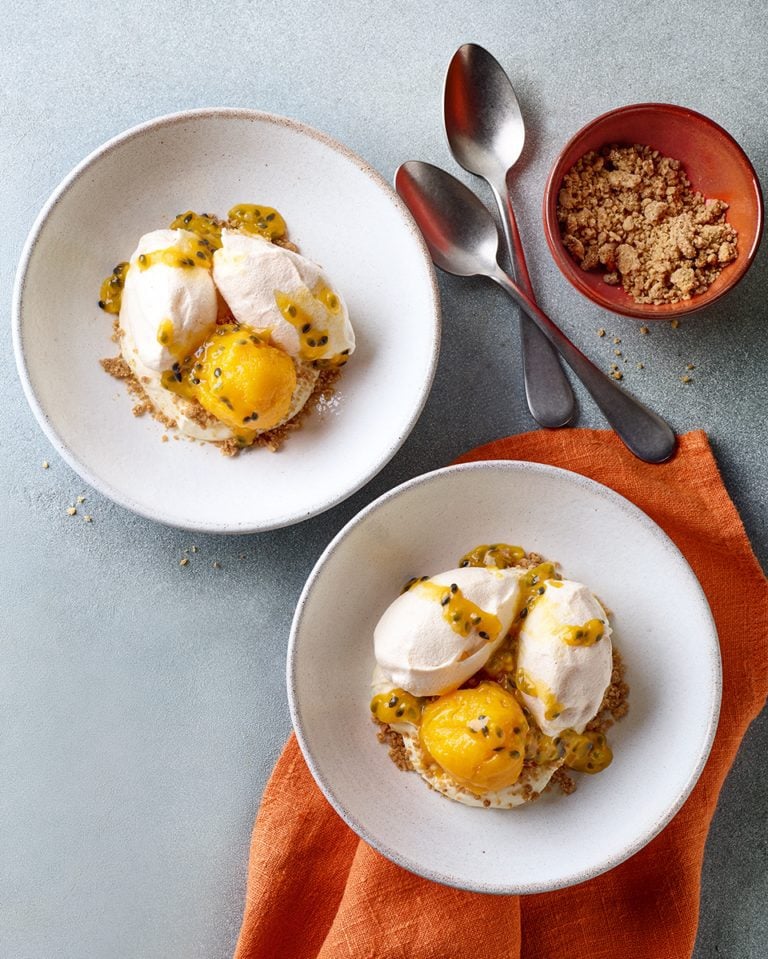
288,459,722,894
12,107,441,533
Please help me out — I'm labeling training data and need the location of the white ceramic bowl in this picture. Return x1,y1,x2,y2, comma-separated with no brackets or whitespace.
289,461,721,893
13,109,440,533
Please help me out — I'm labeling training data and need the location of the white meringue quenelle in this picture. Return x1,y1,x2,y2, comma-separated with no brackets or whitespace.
212,230,355,362
119,229,218,372
374,566,527,697
516,579,613,737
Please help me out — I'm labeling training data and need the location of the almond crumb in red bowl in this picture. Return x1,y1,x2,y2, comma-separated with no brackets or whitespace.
543,103,763,320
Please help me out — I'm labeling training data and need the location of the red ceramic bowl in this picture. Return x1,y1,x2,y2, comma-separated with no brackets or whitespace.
543,103,764,320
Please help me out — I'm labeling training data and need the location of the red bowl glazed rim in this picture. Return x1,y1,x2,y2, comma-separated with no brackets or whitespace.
542,102,765,320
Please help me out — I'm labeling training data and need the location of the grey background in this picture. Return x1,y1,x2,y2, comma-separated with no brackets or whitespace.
2,1,766,956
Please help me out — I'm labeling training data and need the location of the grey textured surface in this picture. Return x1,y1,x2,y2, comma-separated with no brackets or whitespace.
2,1,766,957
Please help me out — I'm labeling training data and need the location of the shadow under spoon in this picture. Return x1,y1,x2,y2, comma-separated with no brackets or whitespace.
444,42,575,429
395,160,677,464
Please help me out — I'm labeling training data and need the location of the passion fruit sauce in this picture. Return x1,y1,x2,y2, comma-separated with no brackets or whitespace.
97,202,288,314
98,262,129,314
371,544,616,783
228,204,286,241
161,324,298,445
274,288,350,370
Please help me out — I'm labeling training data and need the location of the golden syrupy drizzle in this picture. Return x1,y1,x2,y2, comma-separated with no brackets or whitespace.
463,554,560,685
515,667,565,722
380,543,616,781
156,319,176,350
560,729,612,773
136,233,214,271
274,287,350,370
516,561,558,620
274,290,330,360
415,580,502,643
370,688,423,725
527,727,612,773
459,543,526,569
169,211,223,250
99,232,212,316
401,575,429,595
459,547,568,722
562,618,605,647
98,202,289,315
315,284,342,313
459,545,558,623
98,261,130,314
228,204,286,241
483,634,519,681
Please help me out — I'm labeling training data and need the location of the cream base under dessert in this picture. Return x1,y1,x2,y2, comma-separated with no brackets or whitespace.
119,323,319,441
403,733,561,808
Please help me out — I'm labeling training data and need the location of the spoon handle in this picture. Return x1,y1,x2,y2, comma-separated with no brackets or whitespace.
491,267,677,463
489,179,575,429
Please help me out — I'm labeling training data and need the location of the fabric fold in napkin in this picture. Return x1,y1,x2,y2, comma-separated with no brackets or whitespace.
234,430,768,959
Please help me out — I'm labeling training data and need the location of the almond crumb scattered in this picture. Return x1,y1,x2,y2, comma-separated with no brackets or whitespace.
614,349,622,356
83,514,92,523
597,328,606,337
681,374,693,384
101,356,177,429
77,495,86,504
132,400,152,417
550,767,577,795
613,337,621,345
212,561,221,569
161,434,169,443
42,461,50,469
179,557,189,567
639,326,650,335
686,363,695,370
587,648,629,732
671,318,680,329
374,722,413,772
611,370,623,380
191,546,198,554
637,362,645,369
66,507,77,516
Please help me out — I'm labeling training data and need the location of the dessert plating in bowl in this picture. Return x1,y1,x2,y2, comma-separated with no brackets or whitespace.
99,204,355,453
13,108,439,531
288,461,720,892
371,544,627,808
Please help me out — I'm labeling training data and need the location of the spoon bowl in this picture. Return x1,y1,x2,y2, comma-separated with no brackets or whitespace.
395,161,500,277
444,43,526,181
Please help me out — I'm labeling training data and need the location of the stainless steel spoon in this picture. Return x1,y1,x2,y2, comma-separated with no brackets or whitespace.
395,161,677,464
444,42,575,429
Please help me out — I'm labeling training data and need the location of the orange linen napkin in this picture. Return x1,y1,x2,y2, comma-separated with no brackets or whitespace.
234,430,768,959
